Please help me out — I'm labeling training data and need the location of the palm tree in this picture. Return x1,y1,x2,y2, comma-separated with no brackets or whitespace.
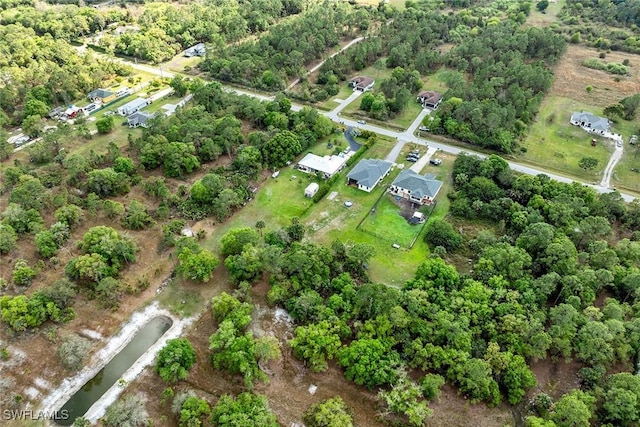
255,220,265,236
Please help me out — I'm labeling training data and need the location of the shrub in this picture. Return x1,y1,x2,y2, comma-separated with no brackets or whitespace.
103,394,149,427
57,335,91,370
12,259,36,288
155,338,197,383
424,219,463,252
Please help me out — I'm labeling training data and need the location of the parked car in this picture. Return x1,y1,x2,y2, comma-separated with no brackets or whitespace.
617,140,623,147
430,159,442,166
418,126,430,131
357,120,366,125
406,157,418,162
410,149,420,155
344,200,353,207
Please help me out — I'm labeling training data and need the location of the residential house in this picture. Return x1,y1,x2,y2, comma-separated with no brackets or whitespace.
416,90,443,109
184,43,206,57
297,152,350,179
117,98,149,116
304,182,319,198
347,158,393,192
388,170,442,205
570,111,610,135
349,76,375,92
87,88,117,104
127,111,155,128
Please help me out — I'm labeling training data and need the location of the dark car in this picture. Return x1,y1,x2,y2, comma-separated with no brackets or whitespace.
406,157,418,162
430,159,442,166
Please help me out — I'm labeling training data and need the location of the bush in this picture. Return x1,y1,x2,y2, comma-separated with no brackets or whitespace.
103,394,149,427
0,223,17,254
57,335,91,370
303,396,354,427
12,259,36,288
424,219,463,252
96,116,115,134
155,338,197,383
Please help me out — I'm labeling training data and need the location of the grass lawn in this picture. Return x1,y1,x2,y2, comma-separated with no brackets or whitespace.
73,125,140,156
316,84,354,111
611,147,640,194
387,99,424,130
359,195,425,247
420,67,451,92
157,278,204,317
518,96,614,183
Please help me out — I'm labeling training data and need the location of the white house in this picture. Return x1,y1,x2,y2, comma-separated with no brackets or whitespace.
297,152,351,179
349,76,375,92
127,111,155,128
117,98,149,116
347,159,393,192
570,111,610,135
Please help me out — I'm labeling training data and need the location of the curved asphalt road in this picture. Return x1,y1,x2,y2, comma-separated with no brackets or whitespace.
85,54,636,203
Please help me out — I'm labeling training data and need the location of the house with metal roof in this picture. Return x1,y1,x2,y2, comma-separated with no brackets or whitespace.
117,98,149,116
347,159,393,192
388,170,442,205
297,152,351,179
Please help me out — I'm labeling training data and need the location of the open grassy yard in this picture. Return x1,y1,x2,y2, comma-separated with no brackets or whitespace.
359,194,426,247
519,96,614,182
387,99,424,130
550,44,640,108
420,67,451,92
611,147,640,194
525,0,565,27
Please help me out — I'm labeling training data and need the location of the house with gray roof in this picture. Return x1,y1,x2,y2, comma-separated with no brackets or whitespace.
570,111,610,135
127,111,155,128
87,88,116,103
388,170,442,205
117,98,149,116
347,159,393,192
184,43,206,57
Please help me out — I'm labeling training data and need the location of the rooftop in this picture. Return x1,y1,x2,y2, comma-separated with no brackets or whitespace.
298,153,349,176
347,158,393,188
392,169,442,199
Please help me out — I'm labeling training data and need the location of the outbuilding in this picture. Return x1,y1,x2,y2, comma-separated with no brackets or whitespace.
304,182,319,198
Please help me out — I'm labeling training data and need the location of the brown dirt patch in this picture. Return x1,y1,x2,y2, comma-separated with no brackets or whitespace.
529,358,581,400
551,44,640,107
428,384,513,427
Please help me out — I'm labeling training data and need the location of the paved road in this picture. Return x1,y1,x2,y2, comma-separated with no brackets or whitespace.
385,139,405,163
286,37,364,91
82,54,638,202
601,143,623,188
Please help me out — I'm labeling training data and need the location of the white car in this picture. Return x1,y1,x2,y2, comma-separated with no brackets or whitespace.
344,200,353,207
357,120,366,125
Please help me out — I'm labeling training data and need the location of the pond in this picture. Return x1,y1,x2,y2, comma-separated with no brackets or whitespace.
55,316,173,425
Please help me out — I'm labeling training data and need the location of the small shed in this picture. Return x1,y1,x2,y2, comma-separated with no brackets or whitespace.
304,182,319,198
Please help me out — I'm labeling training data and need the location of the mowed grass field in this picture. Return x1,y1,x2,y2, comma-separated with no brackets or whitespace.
519,96,614,182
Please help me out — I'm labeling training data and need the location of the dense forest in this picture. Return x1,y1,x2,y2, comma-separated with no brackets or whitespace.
559,0,640,53
200,152,640,426
202,1,369,91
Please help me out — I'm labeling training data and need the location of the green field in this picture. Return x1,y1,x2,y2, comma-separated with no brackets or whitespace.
611,147,640,194
359,195,427,247
518,96,614,183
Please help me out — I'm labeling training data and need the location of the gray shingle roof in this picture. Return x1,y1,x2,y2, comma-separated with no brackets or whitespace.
88,88,113,99
347,159,393,188
570,111,609,132
392,169,442,199
127,111,155,126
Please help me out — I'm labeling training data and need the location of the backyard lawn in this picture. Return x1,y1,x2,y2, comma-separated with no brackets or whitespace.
358,195,427,247
518,96,614,182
